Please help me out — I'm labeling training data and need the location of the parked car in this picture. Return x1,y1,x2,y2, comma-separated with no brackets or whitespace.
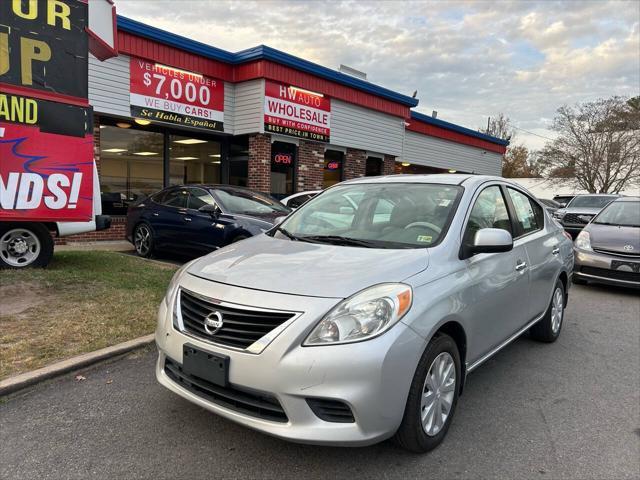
126,185,290,258
538,198,562,215
155,175,573,453
281,190,321,209
573,197,640,288
552,194,576,207
553,194,620,236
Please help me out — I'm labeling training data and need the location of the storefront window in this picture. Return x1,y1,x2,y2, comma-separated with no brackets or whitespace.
229,136,249,187
169,134,221,186
365,156,383,176
323,150,343,188
99,124,164,215
271,141,296,198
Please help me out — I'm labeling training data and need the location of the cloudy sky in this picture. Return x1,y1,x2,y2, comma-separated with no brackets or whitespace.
117,0,639,150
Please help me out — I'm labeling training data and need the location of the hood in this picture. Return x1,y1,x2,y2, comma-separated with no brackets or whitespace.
187,234,429,298
586,223,640,254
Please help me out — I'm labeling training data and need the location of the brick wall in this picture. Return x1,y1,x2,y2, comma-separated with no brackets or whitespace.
246,134,271,193
297,140,325,191
54,216,127,244
344,148,366,180
383,154,396,176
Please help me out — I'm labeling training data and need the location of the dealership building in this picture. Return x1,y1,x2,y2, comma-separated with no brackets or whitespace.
80,16,508,241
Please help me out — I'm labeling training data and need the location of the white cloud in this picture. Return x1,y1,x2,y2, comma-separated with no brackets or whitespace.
115,0,640,151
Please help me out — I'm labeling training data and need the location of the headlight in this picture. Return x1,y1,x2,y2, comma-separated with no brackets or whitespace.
304,283,412,346
164,260,196,306
574,231,592,251
553,211,564,219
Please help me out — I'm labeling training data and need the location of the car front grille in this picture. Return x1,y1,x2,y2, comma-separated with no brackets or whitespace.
164,357,288,423
579,266,640,283
562,213,591,225
306,398,355,423
593,247,640,258
178,289,296,350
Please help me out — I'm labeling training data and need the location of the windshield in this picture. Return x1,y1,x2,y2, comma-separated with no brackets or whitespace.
568,195,617,208
215,188,290,216
593,201,640,227
278,183,462,248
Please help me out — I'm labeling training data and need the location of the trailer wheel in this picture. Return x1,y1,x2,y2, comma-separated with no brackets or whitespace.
0,223,54,269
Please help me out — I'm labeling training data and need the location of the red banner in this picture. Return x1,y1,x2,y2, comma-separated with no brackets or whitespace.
0,122,94,222
264,80,331,142
130,57,224,131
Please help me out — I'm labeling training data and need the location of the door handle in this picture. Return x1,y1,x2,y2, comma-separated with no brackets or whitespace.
152,212,159,217
515,261,527,271
184,217,192,222
552,247,560,255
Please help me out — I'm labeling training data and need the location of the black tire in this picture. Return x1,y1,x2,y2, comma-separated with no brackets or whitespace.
0,222,54,269
530,279,565,343
394,333,461,453
133,223,155,258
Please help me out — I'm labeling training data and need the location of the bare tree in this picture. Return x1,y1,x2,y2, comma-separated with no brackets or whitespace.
538,97,640,193
480,113,515,142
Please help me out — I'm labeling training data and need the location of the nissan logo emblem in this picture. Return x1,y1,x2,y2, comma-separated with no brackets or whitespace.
204,311,224,335
623,245,634,251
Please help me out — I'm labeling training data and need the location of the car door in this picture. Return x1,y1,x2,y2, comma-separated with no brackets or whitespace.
463,184,532,362
185,187,227,252
505,187,561,321
153,187,190,249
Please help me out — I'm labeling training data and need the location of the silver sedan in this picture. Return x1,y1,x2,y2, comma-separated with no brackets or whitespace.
155,174,574,453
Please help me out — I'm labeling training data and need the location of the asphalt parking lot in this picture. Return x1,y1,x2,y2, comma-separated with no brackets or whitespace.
1,283,638,480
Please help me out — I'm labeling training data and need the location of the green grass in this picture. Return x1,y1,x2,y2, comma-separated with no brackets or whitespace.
0,251,177,379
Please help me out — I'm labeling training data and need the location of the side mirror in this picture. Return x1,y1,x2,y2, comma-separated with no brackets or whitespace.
273,216,286,226
198,204,220,218
462,228,513,258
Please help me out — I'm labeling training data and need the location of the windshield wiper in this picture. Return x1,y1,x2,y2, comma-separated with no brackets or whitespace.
275,226,300,241
297,235,379,248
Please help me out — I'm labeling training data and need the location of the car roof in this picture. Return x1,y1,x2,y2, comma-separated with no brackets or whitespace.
613,196,639,202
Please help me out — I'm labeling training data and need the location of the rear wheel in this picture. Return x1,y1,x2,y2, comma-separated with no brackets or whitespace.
0,223,54,269
530,280,565,342
133,223,154,258
394,333,460,453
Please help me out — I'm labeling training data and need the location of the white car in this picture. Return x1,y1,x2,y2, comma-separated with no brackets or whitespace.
281,190,321,209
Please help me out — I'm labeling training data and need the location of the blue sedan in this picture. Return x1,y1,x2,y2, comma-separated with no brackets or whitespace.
126,185,291,258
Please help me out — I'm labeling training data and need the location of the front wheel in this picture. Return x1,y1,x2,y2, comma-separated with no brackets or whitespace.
394,333,461,453
0,223,54,269
133,223,154,258
530,279,565,342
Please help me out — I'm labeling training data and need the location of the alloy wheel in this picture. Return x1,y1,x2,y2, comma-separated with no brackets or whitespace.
551,287,564,334
0,228,41,267
134,225,151,256
421,351,456,436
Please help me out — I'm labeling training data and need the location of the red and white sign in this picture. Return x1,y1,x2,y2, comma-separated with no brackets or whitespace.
130,58,224,131
0,123,94,222
264,80,330,142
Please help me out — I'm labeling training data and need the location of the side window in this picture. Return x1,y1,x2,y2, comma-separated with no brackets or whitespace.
288,194,310,209
464,186,512,244
507,188,543,235
162,189,189,209
188,188,216,210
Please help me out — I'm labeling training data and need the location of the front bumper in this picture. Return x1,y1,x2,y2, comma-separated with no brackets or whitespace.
155,273,426,446
573,248,640,288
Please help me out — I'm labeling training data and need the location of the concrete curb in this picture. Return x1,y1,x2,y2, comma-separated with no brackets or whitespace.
0,334,155,396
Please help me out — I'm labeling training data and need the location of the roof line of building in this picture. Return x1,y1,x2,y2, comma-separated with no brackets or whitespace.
116,15,419,108
410,111,510,147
